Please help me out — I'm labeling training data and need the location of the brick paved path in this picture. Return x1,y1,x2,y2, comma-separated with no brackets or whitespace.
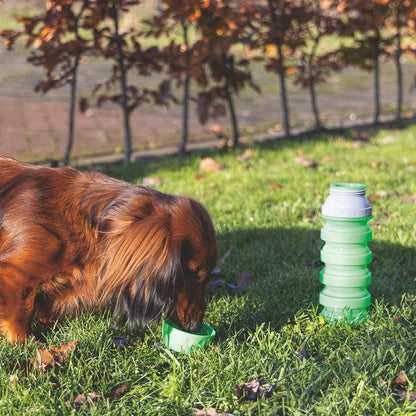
0,95,213,164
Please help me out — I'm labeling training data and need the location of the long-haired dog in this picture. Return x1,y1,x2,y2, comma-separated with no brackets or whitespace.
0,156,217,343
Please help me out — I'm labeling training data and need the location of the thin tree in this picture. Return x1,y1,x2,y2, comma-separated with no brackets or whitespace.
1,0,91,165
338,0,390,125
294,0,340,131
86,0,173,164
255,0,309,137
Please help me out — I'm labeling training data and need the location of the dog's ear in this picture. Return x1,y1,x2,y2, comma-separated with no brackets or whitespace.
97,190,154,235
97,196,184,327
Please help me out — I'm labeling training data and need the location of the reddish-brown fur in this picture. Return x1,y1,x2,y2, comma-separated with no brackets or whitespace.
0,156,217,343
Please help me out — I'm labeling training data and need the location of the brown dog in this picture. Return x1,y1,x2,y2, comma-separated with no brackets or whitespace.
0,156,217,343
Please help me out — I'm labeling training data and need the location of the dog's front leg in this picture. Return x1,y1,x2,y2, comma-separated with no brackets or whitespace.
0,273,36,343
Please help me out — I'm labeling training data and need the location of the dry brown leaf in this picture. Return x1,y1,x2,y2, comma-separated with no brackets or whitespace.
370,160,387,168
395,389,416,403
296,336,310,362
141,177,164,187
269,182,284,189
31,341,78,372
199,157,226,173
109,384,127,400
369,190,394,203
392,370,408,387
305,210,316,220
321,156,334,164
66,392,101,411
113,335,137,348
235,270,253,290
209,124,225,135
235,378,273,401
9,375,19,390
195,408,235,416
236,149,256,161
207,271,253,296
295,156,317,168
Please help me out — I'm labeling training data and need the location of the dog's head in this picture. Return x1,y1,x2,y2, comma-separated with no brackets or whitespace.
97,187,217,332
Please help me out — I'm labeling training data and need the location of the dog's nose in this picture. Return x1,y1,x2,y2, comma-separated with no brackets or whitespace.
187,321,202,333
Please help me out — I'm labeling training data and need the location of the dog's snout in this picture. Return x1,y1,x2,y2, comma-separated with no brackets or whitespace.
187,321,202,333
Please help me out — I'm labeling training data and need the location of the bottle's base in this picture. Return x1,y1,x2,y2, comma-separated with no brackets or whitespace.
319,306,369,324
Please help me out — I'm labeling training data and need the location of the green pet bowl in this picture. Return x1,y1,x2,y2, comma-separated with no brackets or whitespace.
162,318,216,354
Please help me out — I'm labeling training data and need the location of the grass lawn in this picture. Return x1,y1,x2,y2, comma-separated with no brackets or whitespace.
1,125,416,415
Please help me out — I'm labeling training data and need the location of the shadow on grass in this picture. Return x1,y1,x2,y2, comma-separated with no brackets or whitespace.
210,226,416,337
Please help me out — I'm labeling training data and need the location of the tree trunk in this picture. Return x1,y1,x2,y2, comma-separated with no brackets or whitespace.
224,55,239,146
373,48,380,125
114,8,132,164
267,0,290,137
277,41,291,137
308,40,322,131
224,83,239,147
63,56,79,166
394,51,403,121
179,19,190,155
394,8,403,121
180,73,190,155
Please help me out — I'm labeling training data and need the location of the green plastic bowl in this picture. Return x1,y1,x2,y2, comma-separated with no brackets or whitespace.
162,318,216,353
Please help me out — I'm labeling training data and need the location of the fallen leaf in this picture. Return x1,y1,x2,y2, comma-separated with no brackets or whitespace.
50,341,78,359
369,190,394,203
141,177,164,187
305,210,316,220
296,336,310,362
321,156,334,164
9,375,19,390
33,349,56,372
199,157,226,173
66,392,101,411
395,389,416,403
235,378,273,401
113,335,137,348
379,135,395,145
393,316,405,324
206,279,225,297
236,149,256,161
109,384,127,400
392,370,408,387
31,341,78,372
269,182,284,189
345,140,368,149
206,271,254,297
209,124,225,135
235,270,253,290
370,160,387,168
195,408,235,416
295,156,317,168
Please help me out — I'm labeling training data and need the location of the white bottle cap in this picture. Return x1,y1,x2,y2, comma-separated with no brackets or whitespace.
322,183,372,218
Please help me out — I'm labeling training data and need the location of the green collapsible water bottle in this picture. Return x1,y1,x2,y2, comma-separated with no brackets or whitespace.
319,183,372,324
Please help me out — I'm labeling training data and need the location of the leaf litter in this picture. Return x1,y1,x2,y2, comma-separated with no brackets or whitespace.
235,378,273,401
207,271,254,297
195,408,235,416
31,341,78,372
